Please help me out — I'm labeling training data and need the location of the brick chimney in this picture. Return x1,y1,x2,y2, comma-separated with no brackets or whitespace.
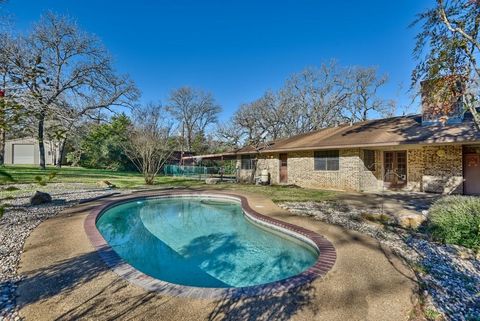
421,76,465,126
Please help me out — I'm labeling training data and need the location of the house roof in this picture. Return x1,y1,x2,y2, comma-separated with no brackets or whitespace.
184,111,480,160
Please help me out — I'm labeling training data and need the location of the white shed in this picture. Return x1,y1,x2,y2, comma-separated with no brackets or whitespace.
4,137,56,165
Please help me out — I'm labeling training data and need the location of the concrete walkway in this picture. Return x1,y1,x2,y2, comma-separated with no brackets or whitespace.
336,191,439,218
16,189,417,321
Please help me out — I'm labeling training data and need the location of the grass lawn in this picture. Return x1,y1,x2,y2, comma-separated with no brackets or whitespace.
0,165,200,189
0,165,336,202
209,184,336,202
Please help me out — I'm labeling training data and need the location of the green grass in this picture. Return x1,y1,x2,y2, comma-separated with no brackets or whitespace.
424,308,442,321
0,165,336,203
0,165,203,189
207,183,336,202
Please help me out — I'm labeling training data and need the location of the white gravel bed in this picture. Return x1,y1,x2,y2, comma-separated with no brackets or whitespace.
0,183,119,321
280,201,480,321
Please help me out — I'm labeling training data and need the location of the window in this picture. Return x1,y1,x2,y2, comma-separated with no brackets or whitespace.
241,155,255,170
314,150,339,171
363,150,376,172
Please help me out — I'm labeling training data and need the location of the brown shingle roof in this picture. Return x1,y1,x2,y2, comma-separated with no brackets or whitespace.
235,112,480,154
183,112,480,160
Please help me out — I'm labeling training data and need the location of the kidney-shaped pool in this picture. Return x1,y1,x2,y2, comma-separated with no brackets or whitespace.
96,196,319,288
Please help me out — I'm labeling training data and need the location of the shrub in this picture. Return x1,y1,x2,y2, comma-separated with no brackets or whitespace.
428,196,480,251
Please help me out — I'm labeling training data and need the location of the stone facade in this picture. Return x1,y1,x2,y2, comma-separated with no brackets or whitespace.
422,145,463,194
237,144,465,194
287,149,362,191
237,153,279,184
360,149,383,192
406,149,424,191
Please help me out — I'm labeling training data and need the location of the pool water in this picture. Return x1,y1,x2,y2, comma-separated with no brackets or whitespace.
96,197,318,288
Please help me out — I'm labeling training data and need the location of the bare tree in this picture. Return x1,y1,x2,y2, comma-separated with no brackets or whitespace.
279,62,348,135
10,12,138,169
218,61,398,183
343,66,395,123
51,69,138,167
412,0,480,128
167,87,221,152
0,32,24,165
216,122,243,149
122,103,176,185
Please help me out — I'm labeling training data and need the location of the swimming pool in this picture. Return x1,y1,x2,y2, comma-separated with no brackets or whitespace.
96,196,318,288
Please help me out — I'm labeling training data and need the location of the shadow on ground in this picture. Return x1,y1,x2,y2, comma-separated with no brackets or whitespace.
17,249,119,308
208,283,318,321
16,246,320,321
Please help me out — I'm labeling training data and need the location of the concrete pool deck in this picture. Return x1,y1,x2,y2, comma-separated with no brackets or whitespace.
16,189,417,321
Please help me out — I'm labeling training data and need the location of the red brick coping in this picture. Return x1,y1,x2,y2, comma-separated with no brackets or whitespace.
84,191,336,299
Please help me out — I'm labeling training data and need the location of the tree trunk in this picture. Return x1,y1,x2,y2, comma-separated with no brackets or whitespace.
0,127,5,166
38,112,46,170
186,132,192,152
56,138,67,168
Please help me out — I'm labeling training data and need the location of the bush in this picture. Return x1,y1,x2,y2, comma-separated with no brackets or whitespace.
428,196,480,250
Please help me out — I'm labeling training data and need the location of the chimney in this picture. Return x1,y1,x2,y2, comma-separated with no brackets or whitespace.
421,75,465,126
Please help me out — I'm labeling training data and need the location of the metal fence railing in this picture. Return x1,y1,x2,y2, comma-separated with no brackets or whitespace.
163,165,236,181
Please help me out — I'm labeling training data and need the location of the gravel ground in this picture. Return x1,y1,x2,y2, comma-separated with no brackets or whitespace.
280,201,480,321
0,183,119,321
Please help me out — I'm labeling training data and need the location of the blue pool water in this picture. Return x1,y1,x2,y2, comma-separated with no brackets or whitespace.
96,197,318,288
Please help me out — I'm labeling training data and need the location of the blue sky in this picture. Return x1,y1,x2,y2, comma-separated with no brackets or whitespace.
4,0,431,120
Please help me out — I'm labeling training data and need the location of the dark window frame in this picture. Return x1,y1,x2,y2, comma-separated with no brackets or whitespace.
241,155,255,170
314,150,339,171
363,150,376,172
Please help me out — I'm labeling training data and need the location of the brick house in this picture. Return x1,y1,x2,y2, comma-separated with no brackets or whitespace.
186,83,480,195
234,111,480,195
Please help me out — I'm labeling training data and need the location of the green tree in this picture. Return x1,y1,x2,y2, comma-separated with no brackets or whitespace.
74,114,134,171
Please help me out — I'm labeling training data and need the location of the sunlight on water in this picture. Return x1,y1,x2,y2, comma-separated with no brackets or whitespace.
96,197,317,288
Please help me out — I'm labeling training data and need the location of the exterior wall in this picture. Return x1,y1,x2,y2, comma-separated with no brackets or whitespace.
422,145,463,194
360,150,383,192
236,144,464,194
236,153,279,184
287,149,362,191
4,138,55,165
258,153,280,184
407,149,424,192
387,146,462,194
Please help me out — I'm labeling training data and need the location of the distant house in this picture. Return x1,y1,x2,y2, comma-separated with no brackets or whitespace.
4,137,57,165
188,82,480,195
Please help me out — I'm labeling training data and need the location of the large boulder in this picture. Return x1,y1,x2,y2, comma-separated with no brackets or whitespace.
397,213,426,229
30,191,52,206
205,178,220,185
97,180,116,189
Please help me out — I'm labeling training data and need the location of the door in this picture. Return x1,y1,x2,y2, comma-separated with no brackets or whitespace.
464,154,480,195
279,153,288,183
384,151,407,188
13,144,35,164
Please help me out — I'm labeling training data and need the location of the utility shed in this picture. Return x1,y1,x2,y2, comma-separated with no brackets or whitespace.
4,137,56,165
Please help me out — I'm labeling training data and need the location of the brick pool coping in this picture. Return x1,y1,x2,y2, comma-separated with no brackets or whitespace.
84,190,336,299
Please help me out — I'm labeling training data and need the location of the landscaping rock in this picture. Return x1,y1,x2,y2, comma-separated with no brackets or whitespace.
0,183,122,321
96,180,116,189
280,201,480,321
361,212,394,224
397,213,426,229
29,191,52,205
205,178,220,185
